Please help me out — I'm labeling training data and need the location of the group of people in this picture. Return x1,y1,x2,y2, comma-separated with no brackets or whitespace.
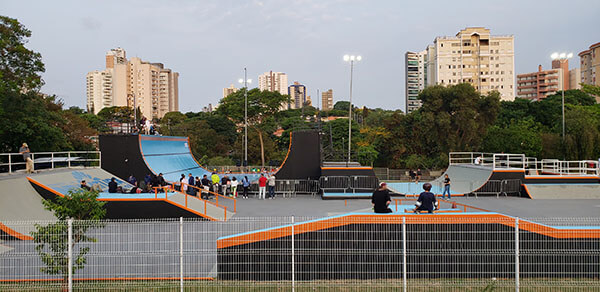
371,174,452,214
174,171,277,200
140,117,158,135
408,169,422,183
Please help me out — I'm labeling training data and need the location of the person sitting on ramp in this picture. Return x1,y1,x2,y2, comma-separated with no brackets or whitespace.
372,182,393,213
413,183,438,214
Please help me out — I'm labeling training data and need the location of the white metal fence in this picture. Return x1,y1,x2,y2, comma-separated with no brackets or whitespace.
1,217,599,291
0,151,101,174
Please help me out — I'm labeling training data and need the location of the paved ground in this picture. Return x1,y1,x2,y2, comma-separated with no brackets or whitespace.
231,194,373,217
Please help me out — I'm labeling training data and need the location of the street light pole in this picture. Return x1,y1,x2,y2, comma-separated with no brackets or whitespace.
244,68,248,168
238,70,252,169
344,54,361,164
551,52,573,142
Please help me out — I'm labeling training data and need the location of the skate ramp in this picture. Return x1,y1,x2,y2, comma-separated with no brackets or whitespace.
28,168,133,196
523,184,600,199
387,165,493,196
0,175,56,240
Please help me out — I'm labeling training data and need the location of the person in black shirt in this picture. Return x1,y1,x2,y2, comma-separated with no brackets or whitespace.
413,183,438,213
442,174,451,199
409,169,416,182
416,168,422,183
80,180,91,191
371,182,393,213
201,175,211,199
108,178,118,193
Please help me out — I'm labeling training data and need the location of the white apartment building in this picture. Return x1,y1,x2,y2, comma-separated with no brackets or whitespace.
429,27,515,100
405,27,515,113
405,50,427,113
258,71,288,94
86,48,179,119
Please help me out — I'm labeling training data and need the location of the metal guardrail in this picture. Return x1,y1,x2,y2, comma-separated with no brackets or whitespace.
0,151,101,174
247,179,320,197
319,176,378,193
469,179,522,198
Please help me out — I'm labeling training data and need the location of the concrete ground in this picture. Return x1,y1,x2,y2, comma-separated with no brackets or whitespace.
231,194,373,217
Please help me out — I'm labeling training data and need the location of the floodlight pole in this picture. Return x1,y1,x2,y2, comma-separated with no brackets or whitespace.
348,60,354,165
244,68,248,168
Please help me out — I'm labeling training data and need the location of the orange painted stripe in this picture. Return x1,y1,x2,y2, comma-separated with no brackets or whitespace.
0,276,214,283
321,167,373,170
26,177,65,197
0,222,33,240
217,213,600,249
275,132,293,173
521,184,533,199
493,169,525,173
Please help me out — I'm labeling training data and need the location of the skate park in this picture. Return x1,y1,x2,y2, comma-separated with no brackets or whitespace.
1,131,600,286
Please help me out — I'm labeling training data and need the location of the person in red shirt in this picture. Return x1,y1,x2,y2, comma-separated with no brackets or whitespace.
258,174,267,199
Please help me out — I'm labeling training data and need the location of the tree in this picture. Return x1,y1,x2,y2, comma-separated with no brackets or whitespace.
217,88,288,167
30,189,106,286
97,106,134,123
482,118,543,158
0,16,45,91
333,101,350,111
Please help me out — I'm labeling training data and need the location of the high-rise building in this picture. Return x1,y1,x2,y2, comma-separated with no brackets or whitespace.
426,27,515,101
569,68,582,90
579,42,600,86
223,84,238,98
321,89,333,110
258,71,288,94
405,50,427,113
516,65,562,100
551,59,570,90
288,82,307,109
86,70,113,114
86,48,179,119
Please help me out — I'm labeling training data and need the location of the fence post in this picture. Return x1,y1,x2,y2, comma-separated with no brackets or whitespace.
515,217,520,292
291,215,295,292
8,154,11,174
179,217,184,292
402,216,407,291
68,152,71,168
67,219,73,292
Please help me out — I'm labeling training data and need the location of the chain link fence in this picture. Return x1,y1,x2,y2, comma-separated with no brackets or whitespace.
1,216,599,291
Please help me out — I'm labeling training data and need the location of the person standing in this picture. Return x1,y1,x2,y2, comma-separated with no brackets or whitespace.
267,173,276,199
241,176,250,199
188,173,195,196
211,172,220,194
258,174,267,200
231,177,239,198
409,169,416,182
180,174,187,193
372,182,392,213
442,174,451,199
416,169,422,183
19,143,34,174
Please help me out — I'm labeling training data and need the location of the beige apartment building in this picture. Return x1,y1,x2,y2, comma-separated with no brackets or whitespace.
86,48,179,119
321,89,333,110
579,42,600,86
427,27,515,101
405,50,427,113
258,71,288,94
223,84,238,98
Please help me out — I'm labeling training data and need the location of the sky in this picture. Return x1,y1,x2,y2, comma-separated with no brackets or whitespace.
3,0,600,112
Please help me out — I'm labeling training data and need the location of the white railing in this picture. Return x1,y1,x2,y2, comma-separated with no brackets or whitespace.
0,217,599,291
0,151,101,174
450,152,600,176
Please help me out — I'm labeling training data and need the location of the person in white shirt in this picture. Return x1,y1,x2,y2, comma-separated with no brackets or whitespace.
474,156,482,165
267,174,276,199
180,174,187,192
231,177,239,198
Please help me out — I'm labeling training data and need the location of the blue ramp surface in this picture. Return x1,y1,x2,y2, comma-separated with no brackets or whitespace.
140,135,263,182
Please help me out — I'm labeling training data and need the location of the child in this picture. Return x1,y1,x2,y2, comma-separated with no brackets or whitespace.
231,177,239,198
413,183,438,214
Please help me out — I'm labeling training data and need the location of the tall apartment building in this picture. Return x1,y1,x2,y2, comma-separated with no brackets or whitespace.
405,50,427,113
569,68,582,90
579,42,600,86
321,89,333,110
258,71,288,94
288,82,307,109
223,84,238,98
86,48,179,119
405,27,515,113
86,70,113,114
516,65,561,100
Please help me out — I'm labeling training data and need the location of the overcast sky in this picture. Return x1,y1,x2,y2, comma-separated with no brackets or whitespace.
3,0,600,112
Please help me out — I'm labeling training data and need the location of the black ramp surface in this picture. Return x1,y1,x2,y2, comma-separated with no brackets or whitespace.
99,134,153,183
276,131,321,180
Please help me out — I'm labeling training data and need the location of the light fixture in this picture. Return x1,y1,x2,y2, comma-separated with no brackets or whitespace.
343,55,350,61
551,52,559,60
559,53,566,59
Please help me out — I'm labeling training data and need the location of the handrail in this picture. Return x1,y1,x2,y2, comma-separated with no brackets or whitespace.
179,182,237,213
153,185,222,214
0,151,101,174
